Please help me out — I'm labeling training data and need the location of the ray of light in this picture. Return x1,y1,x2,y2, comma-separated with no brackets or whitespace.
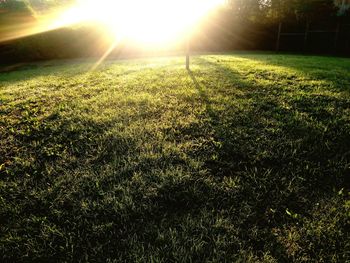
90,38,122,71
0,0,88,43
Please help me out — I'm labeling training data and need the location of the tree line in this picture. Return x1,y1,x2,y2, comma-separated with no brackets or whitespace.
226,0,349,21
1,0,349,20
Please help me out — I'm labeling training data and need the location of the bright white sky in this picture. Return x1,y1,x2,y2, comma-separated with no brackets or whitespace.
53,0,225,44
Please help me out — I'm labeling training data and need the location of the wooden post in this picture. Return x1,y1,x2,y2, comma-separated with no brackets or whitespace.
276,22,282,52
303,21,310,52
185,30,191,70
186,35,190,70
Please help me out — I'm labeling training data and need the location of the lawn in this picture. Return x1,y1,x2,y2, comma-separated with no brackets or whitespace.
0,53,349,262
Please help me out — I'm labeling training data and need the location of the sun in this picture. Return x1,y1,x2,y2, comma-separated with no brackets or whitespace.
56,0,225,45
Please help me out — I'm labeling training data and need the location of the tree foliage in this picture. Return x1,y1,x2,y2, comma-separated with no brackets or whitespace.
226,0,347,21
0,0,348,20
0,0,74,13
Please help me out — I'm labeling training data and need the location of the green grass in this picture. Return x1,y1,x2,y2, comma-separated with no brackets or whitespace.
0,53,349,262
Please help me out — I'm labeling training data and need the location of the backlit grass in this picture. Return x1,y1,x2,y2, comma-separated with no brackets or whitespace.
0,53,349,262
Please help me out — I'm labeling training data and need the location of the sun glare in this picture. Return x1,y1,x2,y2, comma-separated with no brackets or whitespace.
0,0,224,69
56,0,225,44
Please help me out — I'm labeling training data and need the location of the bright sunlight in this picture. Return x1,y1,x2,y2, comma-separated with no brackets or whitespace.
55,0,225,44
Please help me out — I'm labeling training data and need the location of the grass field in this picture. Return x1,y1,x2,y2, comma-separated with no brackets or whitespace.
0,53,349,262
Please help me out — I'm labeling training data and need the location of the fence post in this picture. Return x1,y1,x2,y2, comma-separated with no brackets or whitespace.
276,22,282,52
186,35,190,70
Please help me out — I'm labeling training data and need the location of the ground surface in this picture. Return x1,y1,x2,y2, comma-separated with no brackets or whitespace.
0,53,349,262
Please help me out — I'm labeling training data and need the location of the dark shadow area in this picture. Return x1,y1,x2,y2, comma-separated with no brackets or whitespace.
188,69,219,124
186,59,349,260
193,56,349,196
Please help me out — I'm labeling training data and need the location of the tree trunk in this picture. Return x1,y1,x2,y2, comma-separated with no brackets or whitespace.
186,36,190,70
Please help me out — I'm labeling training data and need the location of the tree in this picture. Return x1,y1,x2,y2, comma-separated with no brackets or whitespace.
0,0,75,14
228,0,263,21
334,0,350,15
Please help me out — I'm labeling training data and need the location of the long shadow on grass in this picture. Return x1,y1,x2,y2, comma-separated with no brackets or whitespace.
188,69,219,124
194,56,348,191
186,57,349,260
187,65,292,260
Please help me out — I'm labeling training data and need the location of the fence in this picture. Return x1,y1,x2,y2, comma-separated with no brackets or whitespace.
276,21,350,54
